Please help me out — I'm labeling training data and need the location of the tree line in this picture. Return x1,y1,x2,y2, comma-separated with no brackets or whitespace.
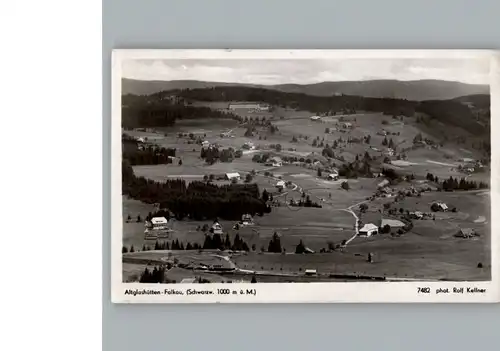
425,172,488,190
202,232,250,251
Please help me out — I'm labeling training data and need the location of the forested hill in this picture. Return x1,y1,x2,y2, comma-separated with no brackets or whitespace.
271,80,489,101
176,86,418,116
122,78,489,101
123,86,489,137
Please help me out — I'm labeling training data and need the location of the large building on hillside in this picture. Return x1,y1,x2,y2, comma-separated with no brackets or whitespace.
228,102,269,111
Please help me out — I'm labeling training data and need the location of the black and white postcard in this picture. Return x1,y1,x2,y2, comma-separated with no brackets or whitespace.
111,50,499,303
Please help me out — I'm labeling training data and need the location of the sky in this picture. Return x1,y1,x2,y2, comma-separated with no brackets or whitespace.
122,58,490,85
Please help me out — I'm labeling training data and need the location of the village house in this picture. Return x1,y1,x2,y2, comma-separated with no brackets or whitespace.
455,228,478,238
276,180,286,190
201,140,210,148
327,171,339,181
410,211,424,220
432,202,448,212
211,221,224,235
379,186,393,197
144,216,170,239
310,116,322,122
225,172,241,181
242,142,255,150
241,214,254,226
385,148,395,156
358,223,378,237
340,122,353,129
265,156,283,167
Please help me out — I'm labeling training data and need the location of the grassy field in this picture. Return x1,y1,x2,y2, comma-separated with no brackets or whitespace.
122,105,491,282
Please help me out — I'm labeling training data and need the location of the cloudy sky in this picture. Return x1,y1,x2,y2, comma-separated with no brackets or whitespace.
122,58,490,85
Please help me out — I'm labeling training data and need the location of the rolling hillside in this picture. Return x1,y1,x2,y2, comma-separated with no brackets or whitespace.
122,78,489,101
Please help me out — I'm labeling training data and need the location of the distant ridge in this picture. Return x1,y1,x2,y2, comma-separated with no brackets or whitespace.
122,78,489,101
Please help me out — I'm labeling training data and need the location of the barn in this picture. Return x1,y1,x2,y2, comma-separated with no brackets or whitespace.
358,223,378,237
225,172,241,181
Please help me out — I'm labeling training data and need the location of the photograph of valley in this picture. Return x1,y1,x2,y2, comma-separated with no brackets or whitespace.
120,54,491,285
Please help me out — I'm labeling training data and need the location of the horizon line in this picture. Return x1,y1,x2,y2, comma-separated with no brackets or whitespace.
122,77,489,86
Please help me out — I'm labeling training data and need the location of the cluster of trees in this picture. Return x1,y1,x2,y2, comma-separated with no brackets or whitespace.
381,168,400,181
425,172,488,190
122,160,270,220
338,160,372,179
261,189,274,202
426,172,440,183
441,176,488,191
202,233,250,251
200,147,234,164
289,195,322,208
267,232,282,253
139,266,170,283
242,116,270,125
122,100,241,129
122,134,177,165
124,146,177,166
295,240,307,254
122,240,203,253
381,136,396,149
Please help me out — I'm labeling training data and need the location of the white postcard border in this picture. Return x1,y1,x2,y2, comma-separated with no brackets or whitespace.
111,49,499,303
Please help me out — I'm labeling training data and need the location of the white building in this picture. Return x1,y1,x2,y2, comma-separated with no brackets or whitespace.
144,217,170,238
228,103,269,111
225,172,241,181
266,156,283,167
341,122,353,129
358,223,378,237
327,172,339,181
211,221,223,235
150,217,168,227
304,269,317,276
433,202,448,211
241,214,254,226
310,116,322,121
276,180,286,189
201,140,210,148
